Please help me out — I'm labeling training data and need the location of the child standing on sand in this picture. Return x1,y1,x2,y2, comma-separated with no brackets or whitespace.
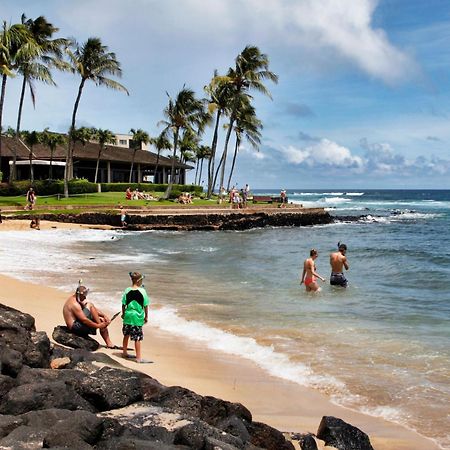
121,272,150,363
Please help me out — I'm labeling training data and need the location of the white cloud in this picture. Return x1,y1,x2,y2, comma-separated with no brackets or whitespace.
279,139,364,170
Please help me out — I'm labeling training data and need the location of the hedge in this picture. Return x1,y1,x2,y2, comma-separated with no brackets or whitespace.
0,180,203,197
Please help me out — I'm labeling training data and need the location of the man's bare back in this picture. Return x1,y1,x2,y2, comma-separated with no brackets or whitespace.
329,243,349,287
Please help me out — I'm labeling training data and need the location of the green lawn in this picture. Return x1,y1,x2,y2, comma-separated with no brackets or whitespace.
0,191,222,209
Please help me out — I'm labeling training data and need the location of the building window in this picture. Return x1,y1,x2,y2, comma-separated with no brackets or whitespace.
119,139,128,146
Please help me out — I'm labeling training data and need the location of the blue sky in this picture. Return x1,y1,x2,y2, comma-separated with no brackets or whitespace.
2,0,450,189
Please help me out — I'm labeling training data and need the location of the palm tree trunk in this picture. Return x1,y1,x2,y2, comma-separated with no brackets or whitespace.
0,74,8,163
198,158,204,186
212,151,225,193
227,134,240,191
49,148,54,179
207,109,221,197
154,151,161,183
94,148,102,183
194,159,199,185
218,117,234,193
65,78,86,198
29,145,34,183
129,149,137,183
163,128,179,199
10,76,27,182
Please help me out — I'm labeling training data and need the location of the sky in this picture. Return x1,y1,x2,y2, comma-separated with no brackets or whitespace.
2,0,450,189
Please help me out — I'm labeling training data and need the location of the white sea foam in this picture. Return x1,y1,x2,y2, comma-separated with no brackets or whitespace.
151,306,345,391
323,197,352,204
322,192,344,196
345,192,364,196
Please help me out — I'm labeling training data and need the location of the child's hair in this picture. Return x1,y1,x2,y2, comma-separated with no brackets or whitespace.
310,248,318,257
129,271,143,284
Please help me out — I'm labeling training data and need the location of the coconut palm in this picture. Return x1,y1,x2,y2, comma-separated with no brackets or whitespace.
150,131,171,184
41,128,66,179
159,87,208,199
91,128,115,183
129,128,150,183
226,102,262,191
21,130,41,183
178,128,200,182
0,21,35,163
11,15,68,182
195,145,211,186
64,37,128,197
216,46,278,193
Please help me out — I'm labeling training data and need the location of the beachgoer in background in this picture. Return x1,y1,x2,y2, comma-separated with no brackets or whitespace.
63,284,115,347
119,206,128,227
30,217,40,230
279,189,287,208
125,187,132,200
218,186,226,204
241,188,248,208
301,249,325,292
121,271,150,363
26,187,36,210
330,242,349,287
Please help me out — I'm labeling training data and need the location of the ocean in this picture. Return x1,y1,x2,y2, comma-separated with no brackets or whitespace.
1,189,449,449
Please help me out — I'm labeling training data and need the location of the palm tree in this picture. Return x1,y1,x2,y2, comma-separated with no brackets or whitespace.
178,128,200,182
159,88,208,199
41,128,66,179
150,131,171,183
64,37,128,197
226,102,262,191
128,128,149,183
0,21,34,163
91,128,115,183
216,46,278,194
11,15,68,182
21,130,41,182
195,145,211,186
204,72,234,197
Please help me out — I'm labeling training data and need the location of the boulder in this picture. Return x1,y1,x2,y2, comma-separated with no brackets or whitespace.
42,430,93,449
0,381,96,415
77,366,143,411
205,436,242,450
296,433,319,450
96,437,189,450
0,425,47,449
316,416,374,450
26,331,51,368
51,357,72,369
16,366,84,387
152,386,252,426
0,374,17,399
52,326,100,351
0,414,23,439
0,346,23,377
217,415,251,443
139,373,166,401
247,421,295,450
0,304,35,331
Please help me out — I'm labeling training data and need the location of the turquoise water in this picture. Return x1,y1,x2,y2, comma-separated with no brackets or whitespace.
1,190,449,448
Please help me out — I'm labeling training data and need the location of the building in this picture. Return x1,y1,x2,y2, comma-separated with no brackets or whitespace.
0,136,192,184
113,133,151,151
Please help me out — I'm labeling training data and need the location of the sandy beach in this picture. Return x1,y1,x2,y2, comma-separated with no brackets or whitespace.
0,222,440,450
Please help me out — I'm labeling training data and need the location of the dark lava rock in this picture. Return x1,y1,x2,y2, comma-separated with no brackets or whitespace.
247,421,295,450
97,437,189,450
52,325,100,351
0,304,35,331
42,430,94,449
296,433,318,450
0,414,23,438
0,374,17,398
205,436,242,450
316,416,374,450
16,366,85,388
0,346,23,377
0,381,95,415
27,331,51,368
0,425,47,449
152,386,252,426
217,415,251,443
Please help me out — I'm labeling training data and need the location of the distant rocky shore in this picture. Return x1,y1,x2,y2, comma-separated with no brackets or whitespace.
0,302,375,449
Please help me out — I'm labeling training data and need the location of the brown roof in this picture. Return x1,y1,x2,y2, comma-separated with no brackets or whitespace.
1,136,192,169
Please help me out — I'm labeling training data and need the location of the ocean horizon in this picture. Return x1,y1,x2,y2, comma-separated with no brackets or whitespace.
1,189,449,449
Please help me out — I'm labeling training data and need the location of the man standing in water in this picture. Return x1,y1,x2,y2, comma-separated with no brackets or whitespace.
330,243,349,287
301,249,325,292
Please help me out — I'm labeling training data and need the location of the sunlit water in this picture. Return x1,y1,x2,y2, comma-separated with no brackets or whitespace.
1,190,449,449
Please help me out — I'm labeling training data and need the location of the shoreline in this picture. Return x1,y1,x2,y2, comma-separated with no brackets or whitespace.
0,266,440,450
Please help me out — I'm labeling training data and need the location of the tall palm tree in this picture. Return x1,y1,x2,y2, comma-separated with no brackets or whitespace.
226,102,262,191
0,21,34,163
64,37,128,197
129,128,150,183
204,72,234,197
217,46,278,193
92,128,115,183
195,145,211,186
178,128,200,182
21,130,41,183
41,128,66,179
11,15,68,182
159,88,208,199
151,131,171,184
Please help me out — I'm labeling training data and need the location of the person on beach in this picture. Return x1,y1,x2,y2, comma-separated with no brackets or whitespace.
26,187,36,210
121,272,150,363
280,189,287,208
125,187,132,200
63,284,115,347
330,242,349,287
119,206,128,227
301,249,325,292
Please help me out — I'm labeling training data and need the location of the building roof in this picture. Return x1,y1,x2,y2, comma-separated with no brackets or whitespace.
1,136,192,169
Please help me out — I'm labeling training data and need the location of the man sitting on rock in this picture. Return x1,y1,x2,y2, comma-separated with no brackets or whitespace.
63,285,116,348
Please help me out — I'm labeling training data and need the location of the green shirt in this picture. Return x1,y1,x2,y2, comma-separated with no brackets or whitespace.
122,287,150,326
